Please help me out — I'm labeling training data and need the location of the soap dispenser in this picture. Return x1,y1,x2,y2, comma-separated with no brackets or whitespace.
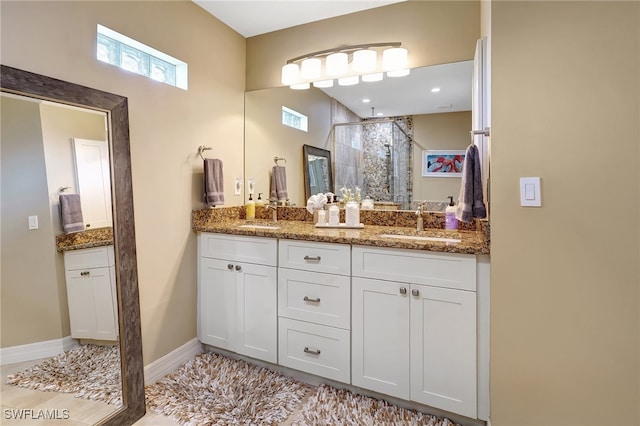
445,196,458,231
246,194,255,220
256,193,264,207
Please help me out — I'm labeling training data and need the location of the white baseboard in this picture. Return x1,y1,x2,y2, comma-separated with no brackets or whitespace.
1,336,78,365
144,338,203,385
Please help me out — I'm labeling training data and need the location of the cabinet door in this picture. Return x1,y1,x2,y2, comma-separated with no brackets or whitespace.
66,266,118,341
352,277,410,400
236,263,277,363
198,258,236,351
410,284,477,418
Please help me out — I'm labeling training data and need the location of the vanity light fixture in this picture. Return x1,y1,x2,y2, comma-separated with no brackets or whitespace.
281,42,409,89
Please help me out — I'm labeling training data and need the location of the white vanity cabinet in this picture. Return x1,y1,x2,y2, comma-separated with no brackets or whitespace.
63,245,118,341
197,233,277,363
352,245,478,419
277,240,351,383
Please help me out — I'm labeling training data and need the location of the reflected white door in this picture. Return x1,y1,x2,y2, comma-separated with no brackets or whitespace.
73,138,112,229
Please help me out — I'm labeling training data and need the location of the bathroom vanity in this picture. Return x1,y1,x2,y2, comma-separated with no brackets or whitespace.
193,207,490,421
56,228,118,341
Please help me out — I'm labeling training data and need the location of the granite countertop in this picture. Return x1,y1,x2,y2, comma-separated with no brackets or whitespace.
192,207,490,255
56,227,113,252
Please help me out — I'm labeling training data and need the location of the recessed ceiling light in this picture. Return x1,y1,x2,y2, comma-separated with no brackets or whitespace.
431,87,441,93
362,98,371,103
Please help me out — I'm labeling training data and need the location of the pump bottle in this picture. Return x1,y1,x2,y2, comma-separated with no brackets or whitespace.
445,196,458,231
246,194,255,220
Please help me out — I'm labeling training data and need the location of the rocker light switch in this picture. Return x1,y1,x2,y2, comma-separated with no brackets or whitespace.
520,177,541,207
28,215,39,230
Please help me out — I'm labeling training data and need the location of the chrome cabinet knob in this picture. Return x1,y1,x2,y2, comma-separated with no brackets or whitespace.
303,296,321,303
399,287,407,295
235,265,242,272
227,264,234,270
412,289,420,297
303,255,321,262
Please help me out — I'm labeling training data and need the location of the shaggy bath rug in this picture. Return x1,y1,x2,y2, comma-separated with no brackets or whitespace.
5,344,122,406
145,353,310,425
292,384,462,426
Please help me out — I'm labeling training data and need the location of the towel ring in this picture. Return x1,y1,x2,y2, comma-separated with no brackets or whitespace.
198,145,213,160
274,156,287,166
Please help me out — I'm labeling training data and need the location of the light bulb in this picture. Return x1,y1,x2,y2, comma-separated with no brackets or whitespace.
326,52,348,76
281,63,299,85
352,49,377,73
300,58,321,80
362,73,383,82
338,75,359,86
382,47,408,71
313,79,334,88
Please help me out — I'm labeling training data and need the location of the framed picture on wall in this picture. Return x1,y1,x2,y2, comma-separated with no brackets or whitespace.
422,150,465,177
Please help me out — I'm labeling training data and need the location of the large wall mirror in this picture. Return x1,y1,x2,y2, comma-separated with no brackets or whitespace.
244,60,474,210
0,65,144,425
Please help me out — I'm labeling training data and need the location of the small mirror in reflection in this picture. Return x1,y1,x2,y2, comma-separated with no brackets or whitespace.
303,144,333,200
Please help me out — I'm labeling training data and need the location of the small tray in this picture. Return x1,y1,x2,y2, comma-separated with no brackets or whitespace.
315,223,364,229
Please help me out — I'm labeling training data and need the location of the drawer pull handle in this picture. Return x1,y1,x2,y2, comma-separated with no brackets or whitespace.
399,287,407,295
235,265,242,272
412,289,420,297
80,271,90,277
303,296,321,303
304,347,321,355
227,264,234,270
303,255,321,262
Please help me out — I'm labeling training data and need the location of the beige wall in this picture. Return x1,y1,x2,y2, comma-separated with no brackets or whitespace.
246,1,480,90
245,87,332,207
412,111,471,203
491,2,639,425
0,97,66,347
1,1,246,364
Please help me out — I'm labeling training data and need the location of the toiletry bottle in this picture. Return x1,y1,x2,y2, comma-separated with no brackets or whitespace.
445,196,458,231
256,193,264,206
246,194,255,220
328,204,340,226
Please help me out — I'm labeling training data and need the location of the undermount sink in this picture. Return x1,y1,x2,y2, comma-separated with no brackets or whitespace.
237,224,280,230
378,234,461,243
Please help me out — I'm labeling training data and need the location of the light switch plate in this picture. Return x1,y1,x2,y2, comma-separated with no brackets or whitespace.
28,215,38,230
520,177,541,207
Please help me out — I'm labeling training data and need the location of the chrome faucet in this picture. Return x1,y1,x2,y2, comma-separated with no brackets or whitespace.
415,201,426,231
265,201,278,223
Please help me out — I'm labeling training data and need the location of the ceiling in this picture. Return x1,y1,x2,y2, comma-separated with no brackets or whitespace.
193,1,406,38
192,1,472,118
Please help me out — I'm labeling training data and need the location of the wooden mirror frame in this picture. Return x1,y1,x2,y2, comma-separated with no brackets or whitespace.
0,65,145,425
302,144,334,201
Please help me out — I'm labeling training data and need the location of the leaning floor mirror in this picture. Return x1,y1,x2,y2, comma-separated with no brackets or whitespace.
303,144,334,200
0,65,145,425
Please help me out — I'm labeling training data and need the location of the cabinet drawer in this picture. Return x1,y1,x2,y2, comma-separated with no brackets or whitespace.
278,317,350,384
279,240,350,275
64,246,114,270
199,233,277,266
352,245,476,291
278,268,350,329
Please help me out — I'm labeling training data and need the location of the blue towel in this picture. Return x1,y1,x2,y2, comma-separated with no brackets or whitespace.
60,194,85,233
455,144,487,222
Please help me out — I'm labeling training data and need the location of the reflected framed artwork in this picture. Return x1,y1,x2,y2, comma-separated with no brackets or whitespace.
422,150,465,177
